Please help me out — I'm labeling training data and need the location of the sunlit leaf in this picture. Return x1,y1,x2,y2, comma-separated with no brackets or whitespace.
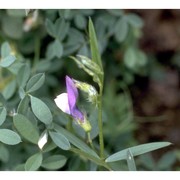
0,55,16,68
89,18,103,71
2,80,16,100
1,41,11,58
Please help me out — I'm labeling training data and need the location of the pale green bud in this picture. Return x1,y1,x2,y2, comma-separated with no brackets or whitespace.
77,117,92,132
73,79,98,105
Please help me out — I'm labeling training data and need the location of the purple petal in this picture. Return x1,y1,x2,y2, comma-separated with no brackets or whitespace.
66,76,78,111
71,107,84,122
66,76,84,121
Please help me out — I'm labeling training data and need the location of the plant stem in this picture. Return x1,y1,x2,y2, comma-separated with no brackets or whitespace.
32,37,40,73
70,147,112,171
87,132,95,151
98,86,104,159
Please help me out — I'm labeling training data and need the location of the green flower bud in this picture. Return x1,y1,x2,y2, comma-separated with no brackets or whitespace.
77,117,92,132
73,79,98,106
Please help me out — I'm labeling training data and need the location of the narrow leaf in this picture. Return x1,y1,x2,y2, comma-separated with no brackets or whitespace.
106,142,172,162
41,155,67,170
127,149,137,171
25,152,43,171
49,131,71,150
0,107,7,126
77,55,103,74
54,123,99,158
13,114,39,144
30,96,52,125
0,129,21,145
26,73,45,93
0,55,16,67
89,18,103,70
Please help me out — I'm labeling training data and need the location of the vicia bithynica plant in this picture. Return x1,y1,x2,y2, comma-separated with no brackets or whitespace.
0,11,172,171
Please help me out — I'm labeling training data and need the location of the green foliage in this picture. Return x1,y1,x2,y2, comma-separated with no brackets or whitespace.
30,95,53,125
54,124,99,158
0,9,174,171
0,129,21,145
0,55,16,68
41,155,67,170
13,114,39,144
26,73,45,93
49,131,71,150
106,142,172,162
25,152,43,171
0,107,7,126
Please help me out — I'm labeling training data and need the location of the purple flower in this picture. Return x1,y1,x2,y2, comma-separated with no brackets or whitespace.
55,76,84,122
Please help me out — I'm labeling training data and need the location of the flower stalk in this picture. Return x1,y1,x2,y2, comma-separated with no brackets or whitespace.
98,84,104,159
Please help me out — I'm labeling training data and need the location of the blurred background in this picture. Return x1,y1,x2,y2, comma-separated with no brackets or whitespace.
0,9,180,170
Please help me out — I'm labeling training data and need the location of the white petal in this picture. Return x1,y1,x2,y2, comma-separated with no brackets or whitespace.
38,131,48,150
54,93,70,114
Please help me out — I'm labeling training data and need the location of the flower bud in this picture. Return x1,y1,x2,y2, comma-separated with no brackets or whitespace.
77,117,92,132
73,79,98,106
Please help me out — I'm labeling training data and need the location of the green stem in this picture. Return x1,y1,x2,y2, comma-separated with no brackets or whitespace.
0,67,2,80
32,37,40,73
98,86,104,159
87,132,95,151
70,147,112,171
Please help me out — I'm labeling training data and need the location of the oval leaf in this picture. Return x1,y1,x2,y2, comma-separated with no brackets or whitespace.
1,41,11,58
30,96,52,125
74,14,86,29
17,64,31,88
126,13,144,28
49,131,71,150
106,142,172,162
26,73,45,93
0,55,16,68
17,95,30,115
2,79,16,100
0,129,21,145
115,17,128,43
0,144,9,163
0,107,7,126
42,155,67,170
45,19,56,38
13,114,39,144
25,152,43,171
